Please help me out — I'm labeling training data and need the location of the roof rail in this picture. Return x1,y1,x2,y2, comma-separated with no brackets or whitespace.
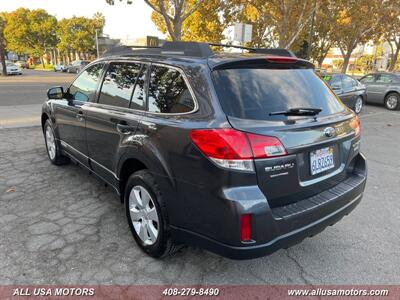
103,41,212,58
103,41,295,58
208,43,296,57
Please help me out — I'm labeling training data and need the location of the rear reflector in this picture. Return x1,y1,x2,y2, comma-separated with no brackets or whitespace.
190,129,287,171
350,116,361,136
240,214,252,242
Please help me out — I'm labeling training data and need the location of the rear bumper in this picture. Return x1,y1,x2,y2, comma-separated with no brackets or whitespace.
172,192,362,259
171,152,367,259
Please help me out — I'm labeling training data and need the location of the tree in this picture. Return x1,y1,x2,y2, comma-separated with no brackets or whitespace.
57,14,105,62
380,2,400,71
150,0,225,42
230,0,316,48
0,13,7,76
106,0,203,41
308,0,339,67
4,8,57,67
332,0,384,73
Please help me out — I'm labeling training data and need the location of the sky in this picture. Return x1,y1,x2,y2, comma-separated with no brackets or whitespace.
1,0,164,40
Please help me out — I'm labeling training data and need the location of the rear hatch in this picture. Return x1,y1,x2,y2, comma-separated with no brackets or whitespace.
211,58,361,208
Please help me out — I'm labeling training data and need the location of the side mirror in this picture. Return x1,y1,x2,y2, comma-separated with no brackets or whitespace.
47,86,64,99
331,84,341,91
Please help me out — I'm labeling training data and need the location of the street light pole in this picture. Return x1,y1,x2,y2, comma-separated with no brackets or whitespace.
95,29,100,58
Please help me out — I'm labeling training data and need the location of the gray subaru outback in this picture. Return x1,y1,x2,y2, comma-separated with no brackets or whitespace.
42,42,367,259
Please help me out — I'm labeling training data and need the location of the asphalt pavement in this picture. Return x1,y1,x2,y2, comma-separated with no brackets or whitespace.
0,70,73,128
0,99,399,284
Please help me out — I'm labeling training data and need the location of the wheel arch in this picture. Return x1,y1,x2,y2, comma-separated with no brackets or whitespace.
118,157,147,199
117,152,177,204
384,90,400,101
41,113,50,132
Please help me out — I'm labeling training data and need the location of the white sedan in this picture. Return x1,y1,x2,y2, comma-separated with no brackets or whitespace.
1,62,22,75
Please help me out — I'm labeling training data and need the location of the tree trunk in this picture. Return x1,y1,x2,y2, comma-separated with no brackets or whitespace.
388,43,400,71
0,33,6,76
173,18,182,41
0,43,7,76
341,52,352,73
40,56,45,69
317,56,325,68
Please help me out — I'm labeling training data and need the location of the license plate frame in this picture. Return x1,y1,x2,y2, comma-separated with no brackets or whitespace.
310,146,335,176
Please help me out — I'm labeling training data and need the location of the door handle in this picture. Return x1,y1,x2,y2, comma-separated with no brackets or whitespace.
76,111,85,121
116,122,135,134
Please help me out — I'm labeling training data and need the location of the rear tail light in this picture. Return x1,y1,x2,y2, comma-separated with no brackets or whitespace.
247,133,287,158
190,129,287,171
350,116,361,136
240,214,252,242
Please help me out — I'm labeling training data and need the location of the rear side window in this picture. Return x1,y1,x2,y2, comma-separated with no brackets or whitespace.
98,62,142,108
329,75,341,88
148,66,195,113
69,63,104,103
376,74,393,83
360,74,375,83
212,68,345,120
342,75,355,90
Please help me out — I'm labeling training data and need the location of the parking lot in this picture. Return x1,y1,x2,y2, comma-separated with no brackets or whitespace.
0,71,399,285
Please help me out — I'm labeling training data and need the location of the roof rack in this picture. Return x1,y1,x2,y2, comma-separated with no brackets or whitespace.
103,41,295,58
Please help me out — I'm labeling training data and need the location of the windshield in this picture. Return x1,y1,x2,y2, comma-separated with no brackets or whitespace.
212,68,345,121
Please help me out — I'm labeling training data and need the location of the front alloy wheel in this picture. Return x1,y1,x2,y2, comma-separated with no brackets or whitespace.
45,125,56,160
354,96,363,114
43,119,69,165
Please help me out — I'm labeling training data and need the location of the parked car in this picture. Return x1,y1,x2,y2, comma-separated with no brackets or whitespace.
359,72,400,110
1,62,22,75
321,73,366,114
15,60,28,69
54,64,66,72
41,42,367,259
66,60,90,74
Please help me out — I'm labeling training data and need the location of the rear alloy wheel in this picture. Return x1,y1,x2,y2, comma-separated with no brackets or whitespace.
354,96,363,114
129,185,160,246
125,170,181,258
43,120,69,165
384,93,400,110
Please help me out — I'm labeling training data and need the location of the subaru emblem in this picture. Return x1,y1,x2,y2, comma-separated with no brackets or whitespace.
324,127,335,138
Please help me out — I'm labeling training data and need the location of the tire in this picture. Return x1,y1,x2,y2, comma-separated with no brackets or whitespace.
384,92,400,110
125,170,180,258
43,120,69,165
354,96,363,114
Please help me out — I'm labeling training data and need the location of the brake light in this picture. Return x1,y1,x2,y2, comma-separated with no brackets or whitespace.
265,56,297,64
350,116,361,136
190,129,287,171
240,214,252,242
189,129,252,159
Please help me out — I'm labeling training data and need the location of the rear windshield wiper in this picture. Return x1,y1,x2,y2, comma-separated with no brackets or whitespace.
269,107,322,116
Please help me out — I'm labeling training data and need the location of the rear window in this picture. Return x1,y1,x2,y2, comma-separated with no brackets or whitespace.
212,68,345,120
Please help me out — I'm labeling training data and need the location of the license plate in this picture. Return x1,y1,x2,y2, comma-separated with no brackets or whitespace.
310,147,334,175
